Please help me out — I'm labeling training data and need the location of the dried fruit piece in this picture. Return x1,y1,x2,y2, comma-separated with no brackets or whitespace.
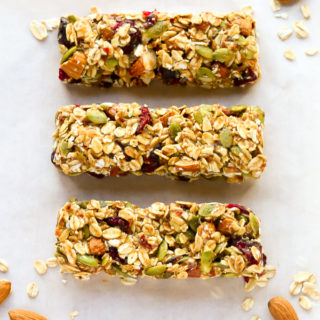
157,241,168,260
195,45,214,59
144,21,168,39
29,20,47,40
277,27,293,41
242,297,254,311
299,295,312,311
136,106,151,134
77,254,99,267
268,296,298,320
0,280,11,304
169,123,182,140
300,5,310,19
58,17,72,48
86,109,108,124
27,282,39,298
60,46,77,64
145,265,167,276
8,309,48,320
105,217,130,233
220,128,233,148
212,48,235,63
200,250,215,274
198,204,215,217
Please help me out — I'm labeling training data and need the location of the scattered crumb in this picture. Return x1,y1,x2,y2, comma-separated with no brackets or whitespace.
277,27,293,41
62,279,67,284
284,50,296,61
305,49,319,56
300,4,311,19
29,20,47,41
241,5,254,15
70,310,79,319
242,297,254,312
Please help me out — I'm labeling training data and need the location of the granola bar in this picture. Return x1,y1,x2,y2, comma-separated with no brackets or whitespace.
58,9,260,88
52,103,266,183
55,200,274,286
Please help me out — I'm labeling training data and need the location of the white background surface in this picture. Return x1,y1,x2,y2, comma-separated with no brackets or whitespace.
0,0,319,319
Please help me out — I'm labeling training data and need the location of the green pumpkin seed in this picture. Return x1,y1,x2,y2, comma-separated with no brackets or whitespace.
144,21,168,39
169,123,182,140
249,212,259,236
161,272,173,279
237,35,247,46
157,241,168,260
105,58,118,68
248,106,264,124
125,201,133,208
245,50,255,59
76,201,89,209
145,265,167,276
200,104,214,116
183,230,195,241
212,48,235,63
101,256,109,266
198,204,215,217
220,128,233,148
83,225,90,240
196,67,216,83
60,46,77,64
194,112,203,124
214,242,227,254
60,140,71,157
221,272,237,278
229,105,247,115
200,250,215,274
235,213,249,223
67,14,77,23
230,146,241,156
77,254,99,267
188,216,200,232
195,45,214,60
112,263,134,278
178,256,189,264
86,109,108,124
55,246,67,260
212,262,228,269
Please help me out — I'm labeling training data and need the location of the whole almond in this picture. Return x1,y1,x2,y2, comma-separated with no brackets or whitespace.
0,280,11,304
268,296,298,320
8,309,48,320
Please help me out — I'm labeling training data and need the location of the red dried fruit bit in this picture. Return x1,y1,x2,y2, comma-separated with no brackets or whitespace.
139,234,153,249
234,68,257,86
233,240,265,266
109,246,127,264
104,47,110,54
226,203,249,214
143,11,152,16
141,152,160,173
136,106,151,134
105,217,130,233
59,68,69,81
187,267,201,278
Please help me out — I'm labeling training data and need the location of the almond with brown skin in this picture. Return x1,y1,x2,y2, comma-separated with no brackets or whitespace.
0,280,11,304
8,309,48,320
268,296,299,320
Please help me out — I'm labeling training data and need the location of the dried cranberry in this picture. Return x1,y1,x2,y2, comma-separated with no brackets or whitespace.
243,276,250,283
233,240,264,265
58,17,72,48
143,11,152,16
144,13,157,28
226,204,249,214
159,67,180,85
88,172,105,179
234,68,258,86
51,150,56,165
59,68,69,81
136,107,151,134
122,29,141,54
109,246,127,264
104,47,110,54
141,151,160,173
113,19,135,31
139,234,153,249
105,217,130,234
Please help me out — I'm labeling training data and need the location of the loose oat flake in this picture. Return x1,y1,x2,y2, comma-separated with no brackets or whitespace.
275,12,288,20
270,0,281,12
241,5,254,15
300,5,310,19
29,20,48,40
34,260,47,275
27,282,39,298
70,310,79,319
46,257,58,268
0,259,9,272
305,49,319,57
294,271,313,283
293,20,309,39
299,295,312,311
242,297,254,312
302,282,320,301
250,317,261,320
289,281,302,296
277,27,293,41
42,18,59,31
284,50,295,61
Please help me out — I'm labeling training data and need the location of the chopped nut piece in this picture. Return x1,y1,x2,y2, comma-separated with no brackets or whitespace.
300,5,310,19
284,50,295,61
277,27,293,41
242,297,254,312
29,20,48,40
70,310,79,319
305,49,319,56
0,259,9,273
27,282,39,298
299,295,312,310
60,52,87,80
270,0,281,12
34,260,47,275
293,20,309,39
